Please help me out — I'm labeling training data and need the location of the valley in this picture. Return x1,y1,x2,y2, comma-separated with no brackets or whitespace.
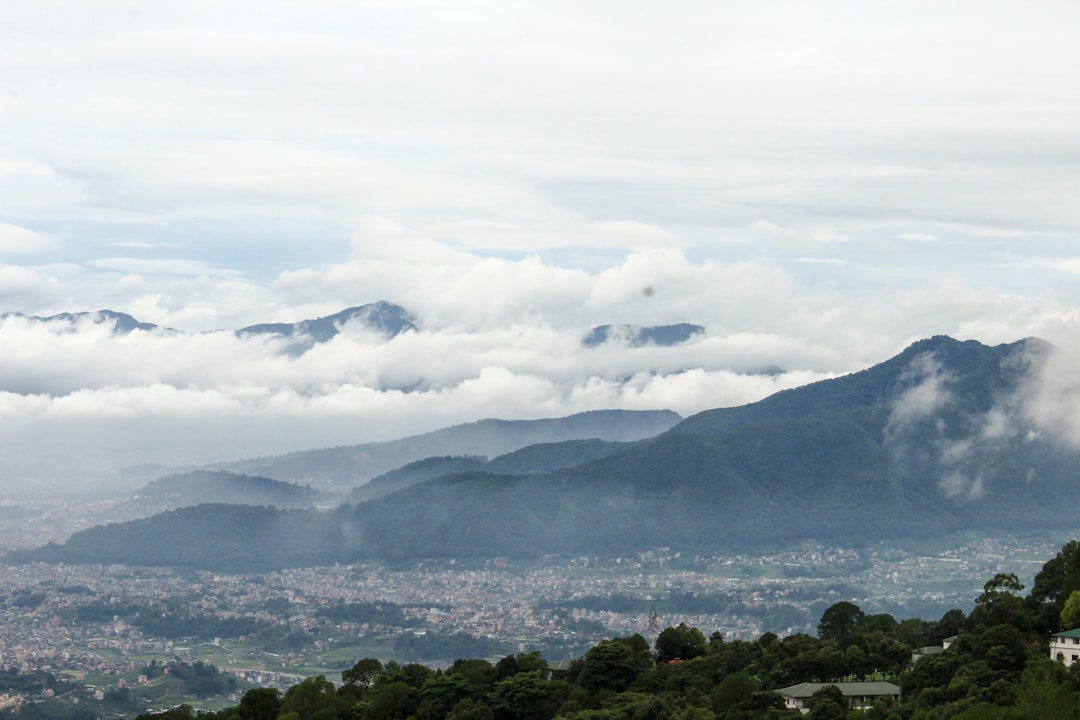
1,534,1068,688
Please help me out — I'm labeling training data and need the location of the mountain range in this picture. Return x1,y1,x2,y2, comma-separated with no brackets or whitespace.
3,301,416,345
2,309,168,334
8,304,709,355
12,335,1080,571
212,409,681,488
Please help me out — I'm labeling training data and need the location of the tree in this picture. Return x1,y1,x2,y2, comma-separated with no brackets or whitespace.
364,681,417,720
817,601,865,641
932,608,966,643
1031,541,1080,608
858,613,898,638
489,671,568,720
237,688,281,720
806,685,847,720
1061,590,1080,629
972,573,1027,629
714,671,758,710
416,674,472,720
446,698,494,720
578,638,651,693
446,658,495,691
493,651,548,681
654,623,708,663
343,658,383,688
279,676,345,720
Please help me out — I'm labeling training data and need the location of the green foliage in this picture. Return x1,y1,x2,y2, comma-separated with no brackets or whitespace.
817,602,866,641
314,601,411,627
151,660,237,698
446,698,494,720
391,631,509,661
1062,590,1080,630
135,705,198,720
343,658,384,688
805,685,846,720
236,688,281,720
280,676,346,720
489,671,569,720
1031,541,1080,609
655,624,709,663
578,638,653,693
972,574,1028,630
191,543,1080,720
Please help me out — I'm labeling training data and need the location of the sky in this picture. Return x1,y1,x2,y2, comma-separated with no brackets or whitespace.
3,1,1080,493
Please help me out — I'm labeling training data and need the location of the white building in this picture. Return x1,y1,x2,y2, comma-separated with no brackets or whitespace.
1050,628,1080,667
774,682,901,714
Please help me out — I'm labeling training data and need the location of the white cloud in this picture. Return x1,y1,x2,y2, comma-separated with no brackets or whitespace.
5,247,1080,495
87,257,240,277
3,1,1080,493
0,223,56,254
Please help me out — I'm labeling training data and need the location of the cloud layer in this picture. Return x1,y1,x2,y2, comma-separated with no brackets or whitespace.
4,249,1080,495
3,2,1080,493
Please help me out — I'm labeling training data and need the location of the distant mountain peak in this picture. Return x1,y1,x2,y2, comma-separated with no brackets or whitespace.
236,301,417,346
2,309,164,334
583,323,704,348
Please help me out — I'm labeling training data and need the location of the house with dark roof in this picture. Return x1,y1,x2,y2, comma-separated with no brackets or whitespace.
774,681,900,714
1050,628,1080,667
911,644,944,664
912,634,957,665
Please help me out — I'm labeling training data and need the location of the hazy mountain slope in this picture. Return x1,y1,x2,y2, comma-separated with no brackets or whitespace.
670,335,1046,436
137,470,318,509
485,438,629,475
14,336,1079,570
215,410,683,488
15,505,339,571
346,439,628,504
347,456,488,504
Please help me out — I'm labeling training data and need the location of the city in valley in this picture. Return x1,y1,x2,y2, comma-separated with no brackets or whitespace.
1,496,1073,714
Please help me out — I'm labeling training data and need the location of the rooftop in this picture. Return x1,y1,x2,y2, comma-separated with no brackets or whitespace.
775,681,901,699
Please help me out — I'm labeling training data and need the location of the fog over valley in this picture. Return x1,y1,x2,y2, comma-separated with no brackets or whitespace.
4,2,1080,497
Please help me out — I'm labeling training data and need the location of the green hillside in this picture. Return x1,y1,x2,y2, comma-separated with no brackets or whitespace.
12,336,1080,570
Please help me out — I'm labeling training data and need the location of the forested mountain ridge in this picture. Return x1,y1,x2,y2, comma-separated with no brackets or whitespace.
136,470,318,509
669,334,1051,436
348,440,628,503
12,336,1080,570
213,410,681,488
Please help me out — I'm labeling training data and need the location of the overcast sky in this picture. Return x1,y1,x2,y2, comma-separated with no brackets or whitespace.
3,1,1080,492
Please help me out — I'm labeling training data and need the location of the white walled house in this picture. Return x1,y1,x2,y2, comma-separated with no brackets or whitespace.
775,682,900,714
1050,628,1080,667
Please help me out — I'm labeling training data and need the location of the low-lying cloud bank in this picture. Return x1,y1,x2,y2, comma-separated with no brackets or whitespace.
3,250,1080,495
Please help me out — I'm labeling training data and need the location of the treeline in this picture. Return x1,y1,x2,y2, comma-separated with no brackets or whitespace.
390,633,510,663
537,591,818,631
131,541,1080,720
314,602,414,628
141,661,238,699
66,601,268,640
